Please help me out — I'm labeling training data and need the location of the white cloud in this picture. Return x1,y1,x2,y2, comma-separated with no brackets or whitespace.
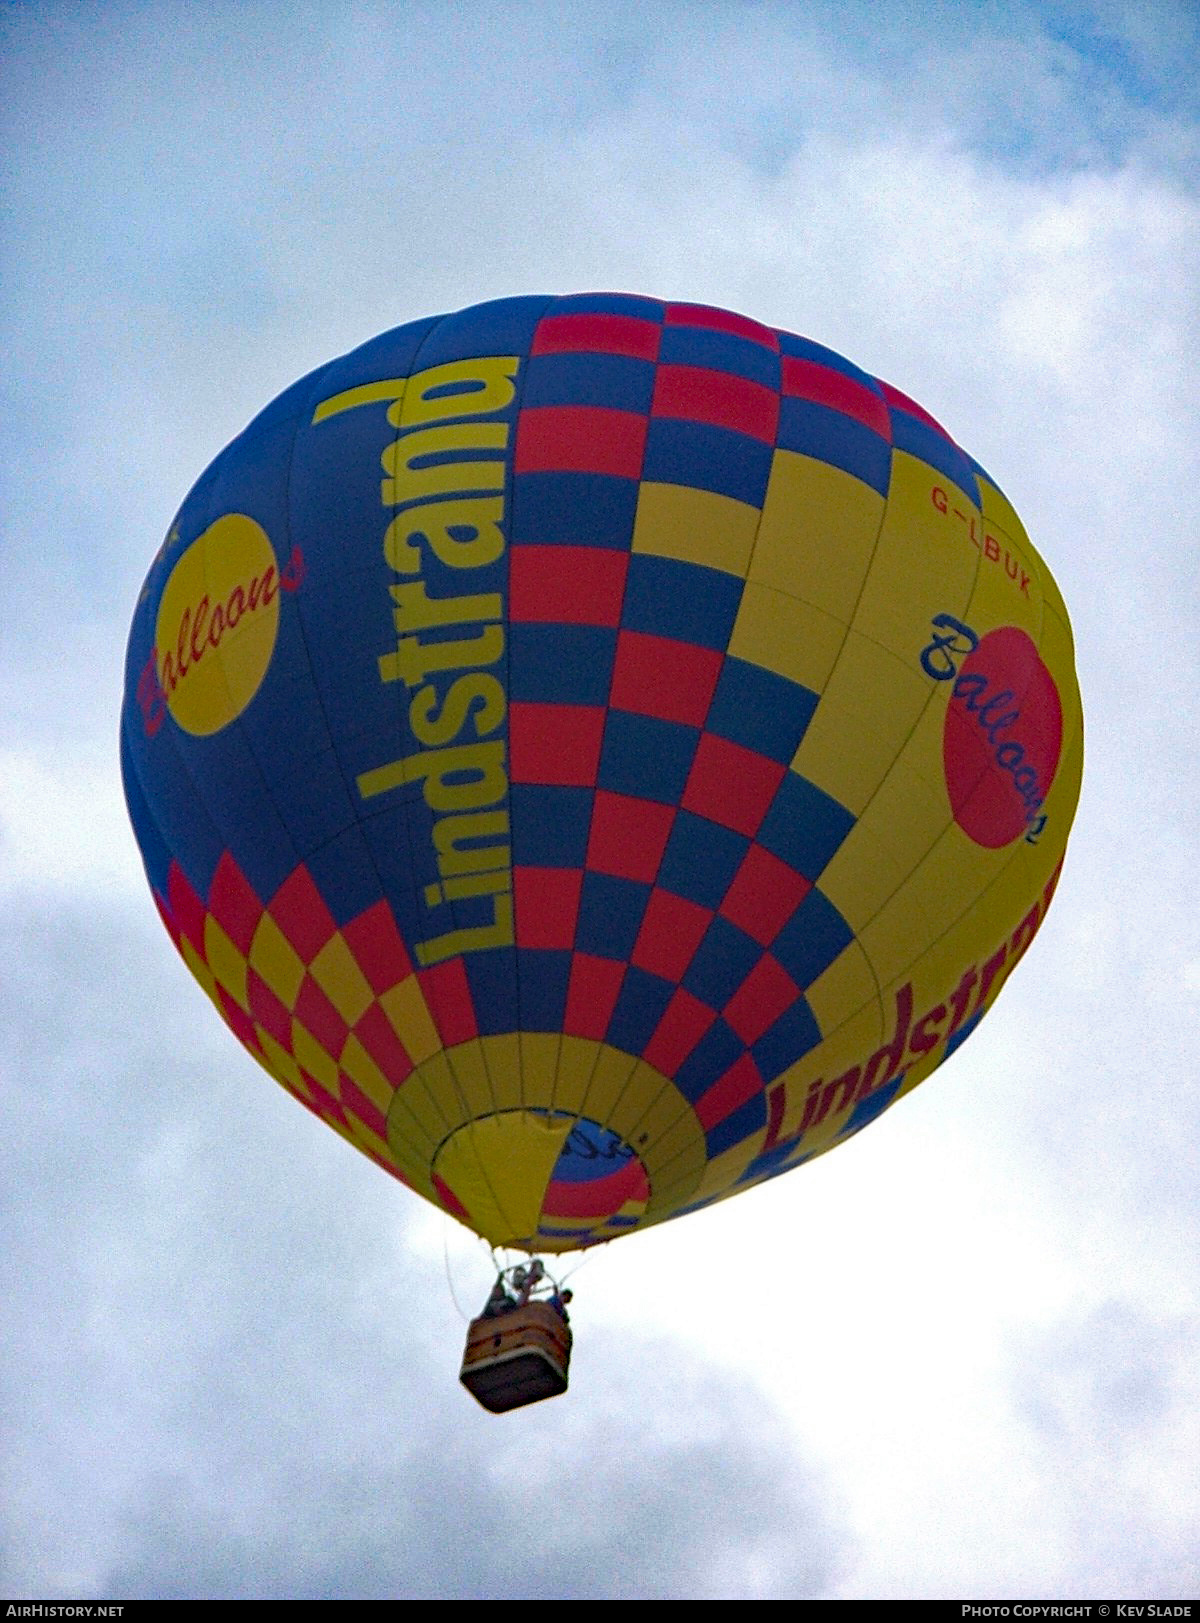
0,749,144,901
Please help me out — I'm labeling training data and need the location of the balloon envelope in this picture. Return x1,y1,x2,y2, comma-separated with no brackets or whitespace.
121,293,1082,1252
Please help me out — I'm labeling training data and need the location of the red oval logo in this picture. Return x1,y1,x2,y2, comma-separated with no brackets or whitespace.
943,626,1062,848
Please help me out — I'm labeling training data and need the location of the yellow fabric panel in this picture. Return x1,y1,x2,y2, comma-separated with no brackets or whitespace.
1041,602,1084,750
329,1108,392,1164
961,510,1043,636
379,1093,439,1175
803,938,881,1045
857,752,954,875
1038,553,1074,644
608,1061,683,1146
819,818,922,935
850,450,981,659
247,913,306,1008
379,977,440,1064
642,1133,707,1214
255,1027,307,1097
631,481,761,578
440,1038,497,1117
519,1032,561,1104
215,617,277,717
771,995,888,1144
337,1032,395,1116
612,1197,648,1221
551,1036,607,1113
728,582,845,694
308,933,375,1025
974,470,1028,546
434,1111,571,1246
820,737,955,938
574,1043,640,1122
644,1108,705,1180
408,1048,472,1123
893,852,1029,1021
752,450,884,622
1047,726,1084,840
858,826,1009,991
180,936,222,1013
389,1060,455,1144
975,470,1056,627
202,916,250,1012
290,1020,340,1092
791,631,930,813
477,1033,525,1110
689,1134,765,1201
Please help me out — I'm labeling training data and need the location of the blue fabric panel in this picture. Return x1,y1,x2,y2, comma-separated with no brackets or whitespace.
770,888,855,988
777,398,892,496
405,296,552,366
706,657,817,763
704,1090,767,1157
777,329,882,389
737,1139,815,1184
303,823,388,927
966,450,1000,493
889,409,980,506
360,801,433,896
658,324,780,388
516,948,572,1030
508,622,616,706
575,872,651,959
239,665,349,771
521,351,656,414
682,915,762,1006
509,784,592,868
945,1008,985,1060
268,744,362,857
238,361,339,440
756,774,856,879
673,1020,744,1103
549,1119,634,1182
292,316,441,425
621,554,742,650
657,810,748,909
598,711,699,805
551,292,666,320
840,1075,904,1137
511,472,640,548
167,726,298,901
643,418,773,506
750,998,823,1080
464,946,520,1035
606,966,676,1055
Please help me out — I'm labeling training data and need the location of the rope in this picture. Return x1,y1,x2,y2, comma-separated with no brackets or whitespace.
441,1214,474,1324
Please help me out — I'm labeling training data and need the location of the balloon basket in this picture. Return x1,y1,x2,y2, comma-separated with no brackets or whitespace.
459,1301,572,1413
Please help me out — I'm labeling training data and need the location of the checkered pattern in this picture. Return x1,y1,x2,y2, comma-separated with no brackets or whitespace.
504,295,870,1166
156,852,452,1187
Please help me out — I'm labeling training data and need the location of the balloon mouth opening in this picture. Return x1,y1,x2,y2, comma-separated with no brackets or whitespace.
430,1109,651,1252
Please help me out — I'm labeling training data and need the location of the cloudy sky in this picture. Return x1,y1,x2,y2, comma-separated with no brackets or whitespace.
3,0,1198,1600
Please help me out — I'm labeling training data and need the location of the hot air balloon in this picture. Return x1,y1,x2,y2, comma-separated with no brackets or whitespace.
121,293,1081,1407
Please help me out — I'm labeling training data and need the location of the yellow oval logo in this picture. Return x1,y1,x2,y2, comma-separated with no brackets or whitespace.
153,514,291,737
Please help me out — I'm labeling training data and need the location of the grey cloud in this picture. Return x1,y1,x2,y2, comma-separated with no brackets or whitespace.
2,900,846,1599
100,1349,846,1600
1009,1302,1200,1597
